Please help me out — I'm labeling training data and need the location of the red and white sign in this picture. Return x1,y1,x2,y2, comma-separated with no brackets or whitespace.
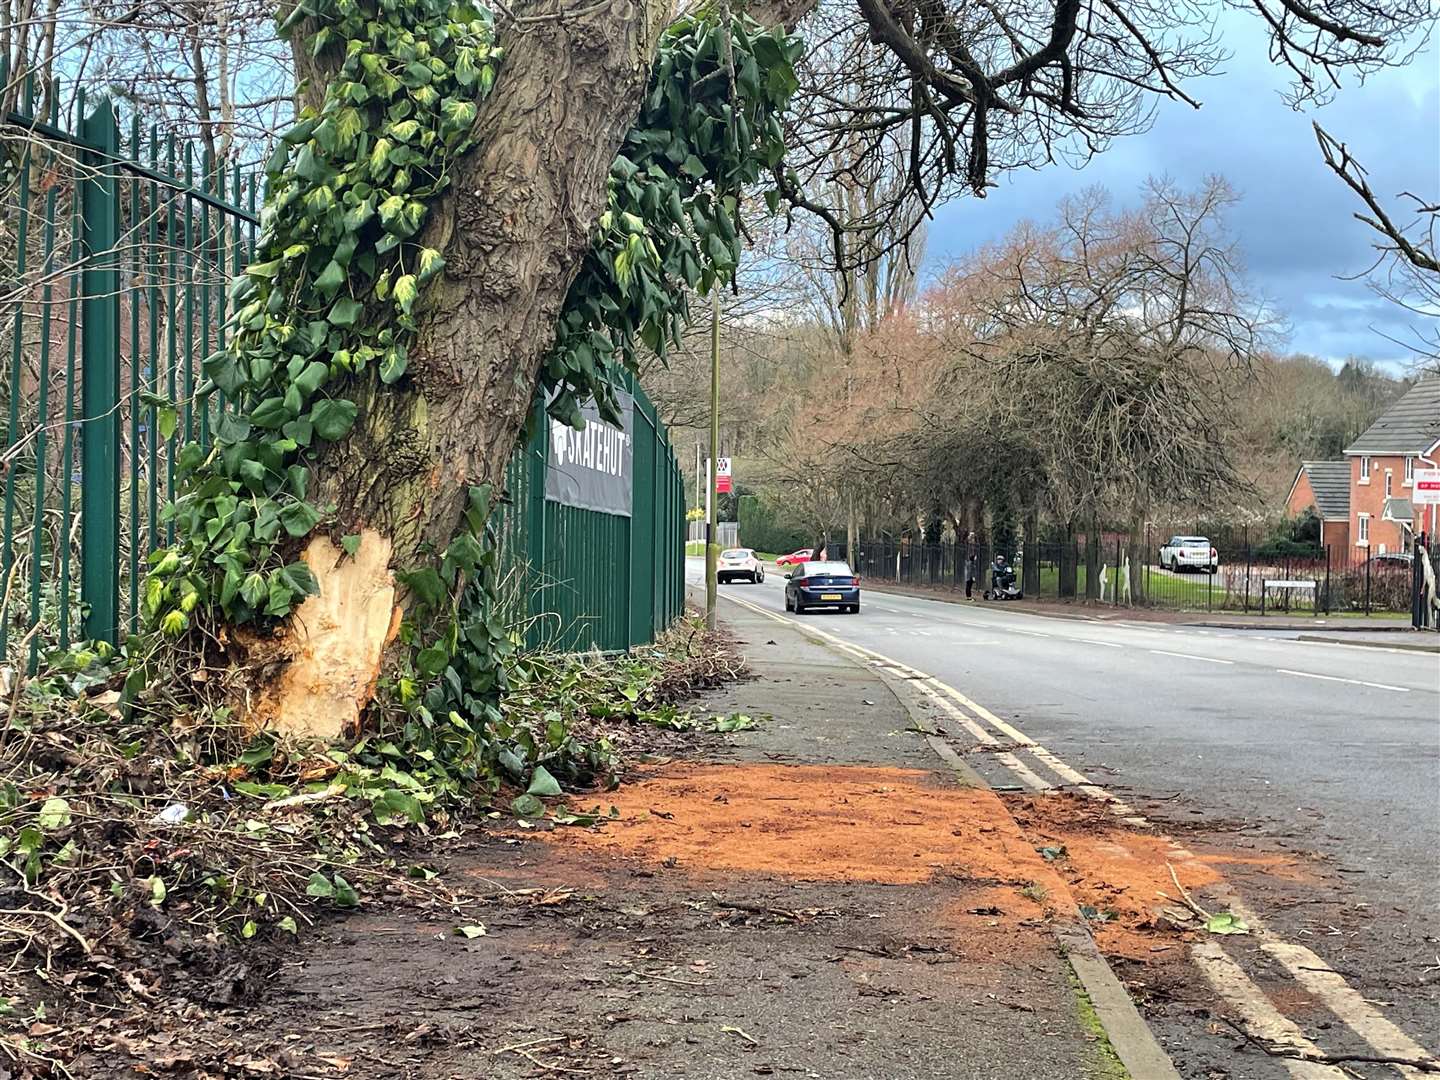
1414,467,1440,506
713,457,733,495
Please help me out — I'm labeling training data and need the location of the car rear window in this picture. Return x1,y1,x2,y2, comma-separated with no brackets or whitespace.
802,561,853,576
721,549,751,559
1179,537,1209,545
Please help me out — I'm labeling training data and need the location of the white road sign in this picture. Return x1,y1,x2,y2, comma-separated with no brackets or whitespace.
1414,467,1440,506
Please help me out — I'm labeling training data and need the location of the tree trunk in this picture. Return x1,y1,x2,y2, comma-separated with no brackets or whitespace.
1058,520,1078,599
846,494,858,567
257,0,818,736
1127,502,1147,605
1084,516,1101,600
1022,509,1040,596
252,0,678,737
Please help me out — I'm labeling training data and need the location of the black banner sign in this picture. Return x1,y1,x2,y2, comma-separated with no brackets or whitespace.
545,390,634,517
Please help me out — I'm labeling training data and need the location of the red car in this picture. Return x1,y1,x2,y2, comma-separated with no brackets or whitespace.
774,548,813,567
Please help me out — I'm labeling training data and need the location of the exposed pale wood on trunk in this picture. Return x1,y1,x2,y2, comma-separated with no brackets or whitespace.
247,530,398,740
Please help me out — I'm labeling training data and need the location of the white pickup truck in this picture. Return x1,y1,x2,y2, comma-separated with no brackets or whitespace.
1159,535,1218,574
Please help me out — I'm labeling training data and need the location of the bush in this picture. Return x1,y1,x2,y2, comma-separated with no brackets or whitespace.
1254,537,1323,560
737,493,811,554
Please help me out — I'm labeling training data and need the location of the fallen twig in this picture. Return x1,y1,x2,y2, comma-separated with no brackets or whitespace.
1219,1018,1440,1073
721,1025,759,1046
1162,862,1213,921
0,907,92,955
635,969,708,987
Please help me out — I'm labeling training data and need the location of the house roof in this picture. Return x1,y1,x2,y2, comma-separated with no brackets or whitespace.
1345,377,1440,456
1382,496,1416,523
1294,461,1350,520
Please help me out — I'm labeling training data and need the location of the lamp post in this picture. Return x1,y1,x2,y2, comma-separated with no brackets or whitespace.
705,290,720,630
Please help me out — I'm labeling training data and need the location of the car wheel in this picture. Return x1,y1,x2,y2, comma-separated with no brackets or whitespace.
757,570,764,583
784,593,792,612
849,604,860,614
793,597,804,615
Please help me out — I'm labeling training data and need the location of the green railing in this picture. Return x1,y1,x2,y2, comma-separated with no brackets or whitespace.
497,375,686,653
1,86,262,665
0,91,684,665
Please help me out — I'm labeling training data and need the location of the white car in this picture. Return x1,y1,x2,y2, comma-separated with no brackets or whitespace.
1160,535,1217,574
718,548,764,584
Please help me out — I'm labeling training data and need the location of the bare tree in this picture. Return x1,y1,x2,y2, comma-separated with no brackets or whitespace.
1315,123,1439,372
913,178,1270,591
776,0,1433,279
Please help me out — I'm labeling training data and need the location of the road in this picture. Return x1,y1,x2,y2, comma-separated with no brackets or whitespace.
689,559,1440,919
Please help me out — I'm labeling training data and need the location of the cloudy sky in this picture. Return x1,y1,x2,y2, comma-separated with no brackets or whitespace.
926,13,1439,372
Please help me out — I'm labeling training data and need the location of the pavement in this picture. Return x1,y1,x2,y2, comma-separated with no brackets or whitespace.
212,582,1152,1080
693,558,1440,1079
862,579,1430,634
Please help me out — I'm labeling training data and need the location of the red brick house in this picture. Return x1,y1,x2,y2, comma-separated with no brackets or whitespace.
1343,377,1440,554
1285,461,1350,550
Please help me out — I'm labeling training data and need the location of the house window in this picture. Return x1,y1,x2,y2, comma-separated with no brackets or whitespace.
1405,456,1415,485
1359,457,1371,483
1357,514,1370,546
1385,469,1393,496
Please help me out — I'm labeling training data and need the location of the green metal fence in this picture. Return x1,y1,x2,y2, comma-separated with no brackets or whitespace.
0,91,684,665
496,376,686,654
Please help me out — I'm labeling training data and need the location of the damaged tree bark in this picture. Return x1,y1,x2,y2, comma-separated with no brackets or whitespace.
254,0,674,734
256,0,813,735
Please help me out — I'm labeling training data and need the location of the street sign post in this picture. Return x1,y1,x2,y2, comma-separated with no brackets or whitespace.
715,457,732,494
1414,467,1440,505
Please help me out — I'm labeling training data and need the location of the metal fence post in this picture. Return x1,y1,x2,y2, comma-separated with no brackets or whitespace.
1243,545,1251,613
79,99,122,643
1113,535,1121,607
1412,535,1422,629
1364,552,1371,615
526,399,547,644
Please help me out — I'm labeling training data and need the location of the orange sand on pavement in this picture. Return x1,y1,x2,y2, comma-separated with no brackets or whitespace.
546,763,1047,885
538,764,1288,964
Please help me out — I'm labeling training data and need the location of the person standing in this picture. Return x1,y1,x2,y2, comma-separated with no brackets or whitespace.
964,534,978,600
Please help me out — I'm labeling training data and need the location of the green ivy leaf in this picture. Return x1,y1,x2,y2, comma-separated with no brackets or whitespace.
280,501,322,538
416,247,445,282
332,874,359,908
251,397,292,429
393,274,418,314
372,789,424,826
241,572,267,607
527,765,562,797
280,562,320,597
246,258,281,280
398,567,445,609
311,399,358,441
378,347,408,384
37,797,71,830
327,297,364,326
313,260,345,296
416,646,450,677
292,360,330,397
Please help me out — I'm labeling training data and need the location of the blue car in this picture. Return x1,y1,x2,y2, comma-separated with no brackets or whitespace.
784,560,861,614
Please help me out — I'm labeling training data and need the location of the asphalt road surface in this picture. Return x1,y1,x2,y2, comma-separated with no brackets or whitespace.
690,560,1440,924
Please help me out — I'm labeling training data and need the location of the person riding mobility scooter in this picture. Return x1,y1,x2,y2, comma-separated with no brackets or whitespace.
983,554,1023,601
